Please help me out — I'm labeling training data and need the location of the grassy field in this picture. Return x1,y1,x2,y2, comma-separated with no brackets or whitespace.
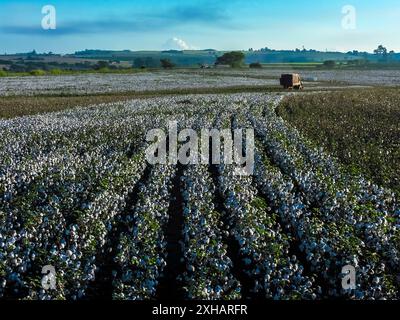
277,88,400,194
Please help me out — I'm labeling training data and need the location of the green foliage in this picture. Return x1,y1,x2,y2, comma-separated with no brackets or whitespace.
277,88,400,194
29,69,46,76
50,68,63,75
97,67,110,73
160,59,176,69
0,69,7,77
94,61,110,70
374,45,388,56
251,197,268,210
215,51,245,68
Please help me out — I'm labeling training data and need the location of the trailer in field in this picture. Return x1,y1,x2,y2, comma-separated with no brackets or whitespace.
280,73,304,89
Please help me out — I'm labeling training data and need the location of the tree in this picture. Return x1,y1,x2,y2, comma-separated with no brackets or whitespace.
215,51,245,68
94,61,109,70
374,45,388,56
323,60,336,68
160,59,175,69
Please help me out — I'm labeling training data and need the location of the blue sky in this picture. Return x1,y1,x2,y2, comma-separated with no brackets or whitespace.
0,0,399,53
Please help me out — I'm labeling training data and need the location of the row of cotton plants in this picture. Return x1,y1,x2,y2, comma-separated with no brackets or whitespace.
213,112,317,300
253,145,397,299
0,95,221,300
218,160,317,299
253,113,399,296
180,164,241,300
257,95,399,223
0,100,169,299
113,164,175,300
239,95,400,299
1,92,399,300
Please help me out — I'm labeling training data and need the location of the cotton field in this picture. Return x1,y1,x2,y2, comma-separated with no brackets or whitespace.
0,73,275,96
0,93,399,300
2,69,397,97
184,69,400,86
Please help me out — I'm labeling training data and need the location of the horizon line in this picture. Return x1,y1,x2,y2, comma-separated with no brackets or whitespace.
1,47,395,56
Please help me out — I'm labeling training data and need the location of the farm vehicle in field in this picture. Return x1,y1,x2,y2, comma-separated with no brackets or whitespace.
280,73,304,90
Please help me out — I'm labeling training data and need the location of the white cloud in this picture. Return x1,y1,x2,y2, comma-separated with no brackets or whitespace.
162,37,196,50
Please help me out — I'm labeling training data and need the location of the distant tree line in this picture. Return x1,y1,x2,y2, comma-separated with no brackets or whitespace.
2,45,399,75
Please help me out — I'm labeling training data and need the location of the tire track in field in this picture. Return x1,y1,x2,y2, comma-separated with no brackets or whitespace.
156,164,186,300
